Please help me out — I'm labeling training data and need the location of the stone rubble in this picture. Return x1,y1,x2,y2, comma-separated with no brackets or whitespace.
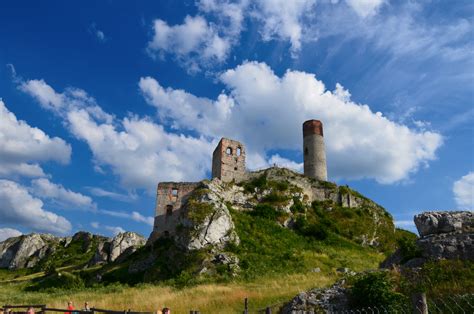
280,280,350,313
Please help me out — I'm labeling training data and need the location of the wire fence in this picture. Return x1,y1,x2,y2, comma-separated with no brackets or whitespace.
254,293,474,314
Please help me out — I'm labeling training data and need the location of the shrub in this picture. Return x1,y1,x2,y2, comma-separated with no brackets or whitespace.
290,197,305,213
294,216,329,240
350,272,407,308
242,175,267,192
261,191,289,204
250,204,281,220
397,237,422,263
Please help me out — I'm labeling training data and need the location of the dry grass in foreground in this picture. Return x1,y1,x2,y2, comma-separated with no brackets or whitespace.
0,272,337,313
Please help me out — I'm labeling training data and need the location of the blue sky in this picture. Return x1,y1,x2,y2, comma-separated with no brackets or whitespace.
0,0,473,240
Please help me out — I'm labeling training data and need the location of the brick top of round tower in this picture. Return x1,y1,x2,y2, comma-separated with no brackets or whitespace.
303,119,324,137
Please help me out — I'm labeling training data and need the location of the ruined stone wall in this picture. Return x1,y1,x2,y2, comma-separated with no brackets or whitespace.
212,138,246,183
303,120,328,181
152,182,199,238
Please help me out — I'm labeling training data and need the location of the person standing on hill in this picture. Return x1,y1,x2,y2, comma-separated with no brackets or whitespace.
65,302,74,314
162,308,170,314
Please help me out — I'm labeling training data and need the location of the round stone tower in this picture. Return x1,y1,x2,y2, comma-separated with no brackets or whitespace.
303,119,328,181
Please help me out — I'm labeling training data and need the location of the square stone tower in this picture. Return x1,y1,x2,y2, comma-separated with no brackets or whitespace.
212,138,246,182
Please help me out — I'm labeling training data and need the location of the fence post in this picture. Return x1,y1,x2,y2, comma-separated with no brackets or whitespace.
265,307,272,314
243,298,248,314
411,292,428,314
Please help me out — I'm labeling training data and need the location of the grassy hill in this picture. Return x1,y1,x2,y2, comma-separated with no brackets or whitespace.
1,168,419,311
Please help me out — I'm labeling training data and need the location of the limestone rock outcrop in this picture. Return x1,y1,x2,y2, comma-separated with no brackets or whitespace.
176,180,240,251
414,211,473,261
382,211,473,268
414,211,473,237
0,233,58,269
109,232,146,262
0,231,145,269
281,280,350,313
89,232,145,265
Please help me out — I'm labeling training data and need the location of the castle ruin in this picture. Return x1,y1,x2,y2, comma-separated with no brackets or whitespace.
150,120,328,239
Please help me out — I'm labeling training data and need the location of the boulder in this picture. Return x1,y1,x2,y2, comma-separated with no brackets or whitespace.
281,280,349,313
414,211,473,237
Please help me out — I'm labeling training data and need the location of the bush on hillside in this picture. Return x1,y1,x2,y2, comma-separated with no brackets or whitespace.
350,272,407,308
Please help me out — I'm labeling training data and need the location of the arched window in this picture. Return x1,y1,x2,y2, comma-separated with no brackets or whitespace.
164,231,170,237
304,147,309,155
236,147,242,156
171,188,178,196
226,147,232,155
166,205,173,216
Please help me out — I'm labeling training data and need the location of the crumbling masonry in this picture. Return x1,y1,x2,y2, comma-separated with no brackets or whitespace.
151,120,328,239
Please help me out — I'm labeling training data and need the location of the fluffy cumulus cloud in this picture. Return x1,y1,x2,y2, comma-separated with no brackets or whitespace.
147,0,319,69
140,61,443,184
147,15,231,71
20,79,215,192
0,179,72,234
453,172,474,209
0,228,22,242
0,100,71,178
30,178,96,210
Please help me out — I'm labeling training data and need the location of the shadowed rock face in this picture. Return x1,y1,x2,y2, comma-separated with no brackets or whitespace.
414,211,473,237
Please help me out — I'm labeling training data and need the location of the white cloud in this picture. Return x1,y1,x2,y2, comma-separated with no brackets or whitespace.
453,171,474,209
89,23,106,42
90,222,125,236
22,79,210,192
101,209,154,226
0,179,72,235
0,99,71,178
105,225,125,235
87,187,136,202
140,61,443,184
346,0,384,18
0,228,22,242
252,0,316,54
30,178,96,210
147,15,231,71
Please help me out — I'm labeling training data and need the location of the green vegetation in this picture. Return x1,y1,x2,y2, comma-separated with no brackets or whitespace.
397,235,422,263
34,236,102,272
346,260,474,309
400,259,474,296
228,208,383,281
350,272,407,308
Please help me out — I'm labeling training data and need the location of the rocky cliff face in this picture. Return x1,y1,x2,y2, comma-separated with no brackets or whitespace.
164,167,396,253
415,211,473,261
89,232,146,265
0,231,145,270
382,211,473,268
0,233,59,269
